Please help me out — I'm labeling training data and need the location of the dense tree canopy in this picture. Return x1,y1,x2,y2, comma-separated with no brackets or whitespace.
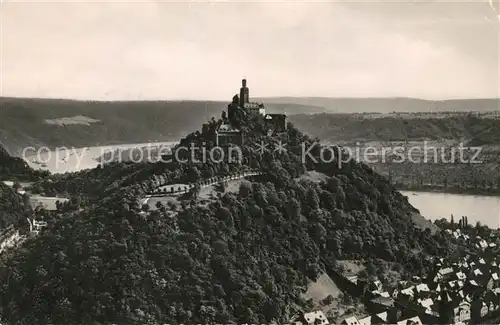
0,183,31,231
0,145,48,181
0,115,457,324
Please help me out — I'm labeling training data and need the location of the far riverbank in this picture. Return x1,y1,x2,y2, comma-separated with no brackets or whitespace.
396,185,500,197
401,190,500,229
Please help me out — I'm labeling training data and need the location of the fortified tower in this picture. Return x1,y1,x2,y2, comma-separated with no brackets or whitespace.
239,79,249,108
227,94,239,120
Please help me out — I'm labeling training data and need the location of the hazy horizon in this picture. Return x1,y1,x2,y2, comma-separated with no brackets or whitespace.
1,95,500,102
2,0,499,101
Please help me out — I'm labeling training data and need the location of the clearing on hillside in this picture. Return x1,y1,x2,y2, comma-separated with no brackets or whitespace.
44,116,101,126
295,170,330,183
302,272,342,305
198,179,250,200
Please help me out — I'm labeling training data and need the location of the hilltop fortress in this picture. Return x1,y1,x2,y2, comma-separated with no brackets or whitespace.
228,78,266,119
215,79,287,146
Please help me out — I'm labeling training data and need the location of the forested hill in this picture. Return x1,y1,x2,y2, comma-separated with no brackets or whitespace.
290,113,500,143
256,97,499,113
0,144,47,181
0,97,318,154
0,183,31,232
468,125,500,146
2,96,498,155
0,113,456,324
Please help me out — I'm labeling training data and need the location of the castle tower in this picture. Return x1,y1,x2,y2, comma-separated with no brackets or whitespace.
228,94,239,120
239,79,249,108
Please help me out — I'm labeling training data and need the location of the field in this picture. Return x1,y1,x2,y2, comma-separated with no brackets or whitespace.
29,195,69,211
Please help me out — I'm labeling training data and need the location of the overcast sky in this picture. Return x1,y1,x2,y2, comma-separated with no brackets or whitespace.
1,0,499,100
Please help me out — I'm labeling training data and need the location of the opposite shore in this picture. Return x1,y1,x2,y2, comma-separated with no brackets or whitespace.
396,184,500,197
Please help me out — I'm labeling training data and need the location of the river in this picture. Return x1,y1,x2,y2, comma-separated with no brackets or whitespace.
23,142,177,174
402,191,500,229
18,145,500,228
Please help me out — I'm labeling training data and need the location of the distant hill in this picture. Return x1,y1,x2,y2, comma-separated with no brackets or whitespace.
289,113,500,143
2,96,498,155
255,97,500,114
0,97,319,154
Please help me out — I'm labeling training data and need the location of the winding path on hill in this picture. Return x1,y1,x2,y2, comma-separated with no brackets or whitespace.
141,170,263,204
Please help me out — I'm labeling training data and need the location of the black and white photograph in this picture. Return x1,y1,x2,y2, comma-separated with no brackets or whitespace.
0,0,499,324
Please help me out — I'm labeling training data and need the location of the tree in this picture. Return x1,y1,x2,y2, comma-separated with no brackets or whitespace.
71,195,82,209
239,181,252,198
142,204,150,213
215,182,226,194
12,181,21,192
342,293,354,305
307,188,320,210
190,183,201,199
358,270,369,280
22,193,31,209
0,109,461,325
322,294,334,306
366,261,377,276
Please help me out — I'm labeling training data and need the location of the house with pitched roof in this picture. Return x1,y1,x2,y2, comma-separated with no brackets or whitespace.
453,301,471,324
298,310,329,325
487,272,500,289
341,316,360,325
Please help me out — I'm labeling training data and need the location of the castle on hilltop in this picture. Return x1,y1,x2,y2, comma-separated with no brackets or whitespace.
228,79,266,119
215,79,287,146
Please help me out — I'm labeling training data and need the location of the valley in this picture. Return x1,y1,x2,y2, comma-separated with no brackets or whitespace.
3,1,499,323
0,93,498,324
0,87,498,325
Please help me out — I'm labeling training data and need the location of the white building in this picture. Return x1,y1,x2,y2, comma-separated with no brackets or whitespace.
27,218,48,235
295,311,329,325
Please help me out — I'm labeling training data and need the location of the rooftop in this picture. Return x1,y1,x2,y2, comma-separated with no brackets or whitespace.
217,123,241,133
358,316,372,325
375,312,387,323
304,311,329,325
342,316,360,325
397,316,423,325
